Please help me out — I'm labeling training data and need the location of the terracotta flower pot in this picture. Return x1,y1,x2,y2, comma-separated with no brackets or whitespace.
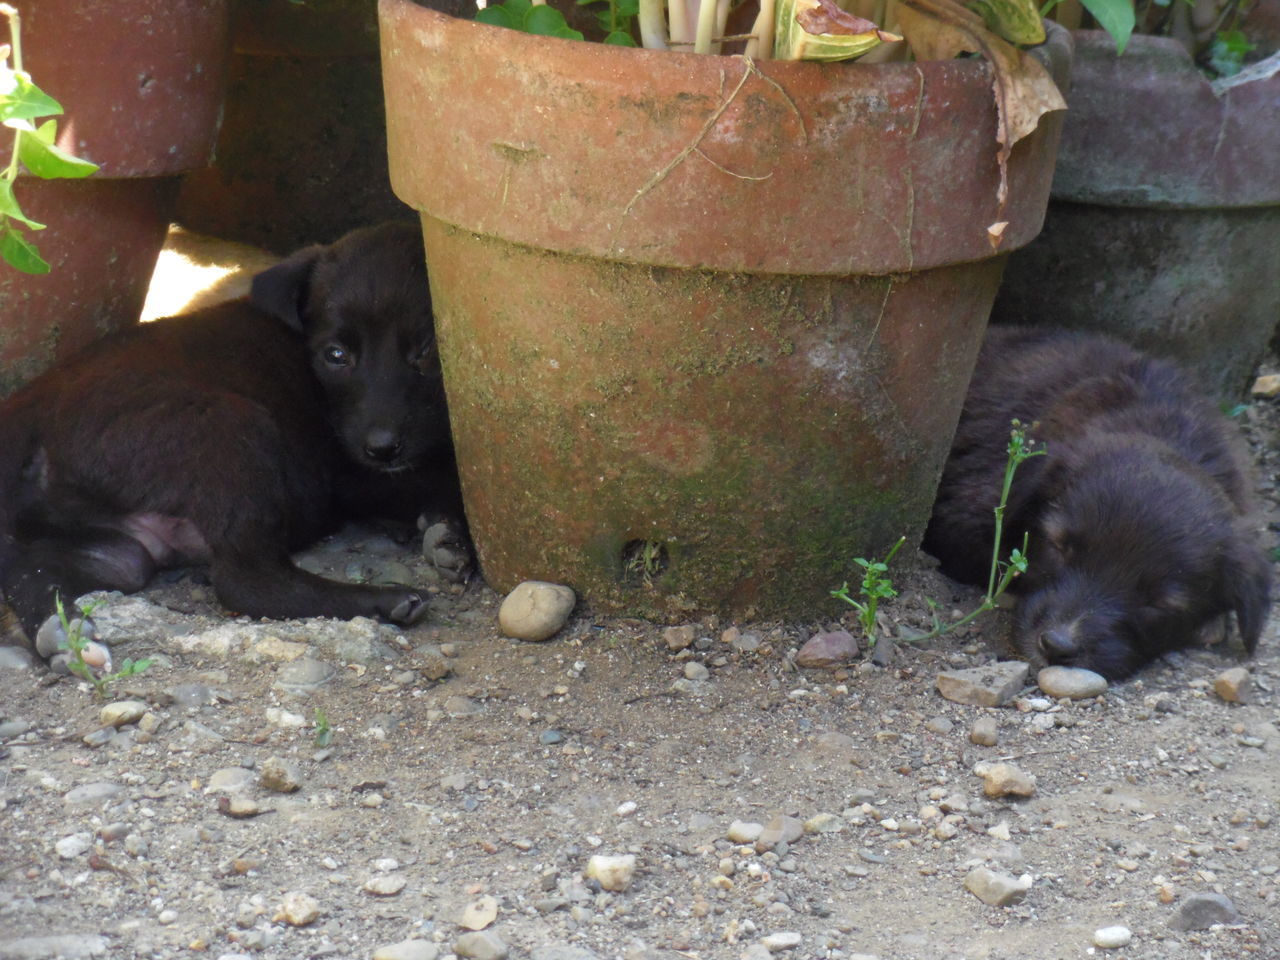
0,0,229,397
380,0,1070,619
993,32,1280,400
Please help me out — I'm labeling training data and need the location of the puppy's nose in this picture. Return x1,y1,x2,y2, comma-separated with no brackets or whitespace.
363,428,402,462
1039,627,1080,661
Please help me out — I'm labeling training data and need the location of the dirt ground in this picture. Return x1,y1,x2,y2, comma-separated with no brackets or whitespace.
0,238,1277,960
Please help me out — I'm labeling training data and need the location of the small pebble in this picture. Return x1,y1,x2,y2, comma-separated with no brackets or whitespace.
275,891,322,926
964,866,1032,906
258,757,303,793
1169,892,1241,930
973,761,1036,798
683,661,709,681
1213,666,1251,703
460,895,498,930
373,940,440,960
663,625,696,651
924,716,954,735
585,854,636,892
760,931,802,952
969,716,999,746
936,661,1029,707
728,820,764,843
99,700,147,728
454,930,509,960
1037,665,1107,700
55,833,93,859
1092,926,1132,949
795,630,858,669
364,874,408,896
498,581,575,642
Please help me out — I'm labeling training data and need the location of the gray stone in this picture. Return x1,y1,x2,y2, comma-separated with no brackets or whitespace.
498,581,576,642
1169,892,1241,930
970,716,999,746
683,661,710,681
728,820,764,843
208,767,255,793
759,931,802,952
55,833,93,859
0,719,31,739
924,716,954,735
274,658,336,693
372,941,440,960
363,874,408,896
1037,666,1108,699
530,946,601,960
64,781,124,806
757,815,804,850
796,630,858,669
0,934,109,959
169,683,218,707
964,866,1032,906
937,661,1029,706
454,931,509,960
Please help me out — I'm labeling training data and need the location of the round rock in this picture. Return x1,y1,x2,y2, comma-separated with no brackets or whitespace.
100,700,148,728
1037,666,1107,699
498,581,576,642
259,757,303,793
585,853,637,892
1093,926,1132,948
276,891,322,926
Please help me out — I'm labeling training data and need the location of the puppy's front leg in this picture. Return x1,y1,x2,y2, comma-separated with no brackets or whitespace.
210,552,429,625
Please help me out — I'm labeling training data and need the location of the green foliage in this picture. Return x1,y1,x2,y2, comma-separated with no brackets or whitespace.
477,0,585,40
1,6,100,274
831,535,906,646
54,593,153,701
831,420,1046,652
1207,29,1255,77
579,0,640,45
313,708,333,748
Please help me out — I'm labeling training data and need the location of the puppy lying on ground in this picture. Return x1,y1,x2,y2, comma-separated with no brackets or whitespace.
0,222,469,658
924,326,1272,680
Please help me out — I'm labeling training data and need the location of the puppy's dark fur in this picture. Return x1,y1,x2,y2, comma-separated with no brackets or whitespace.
924,326,1271,680
0,222,465,644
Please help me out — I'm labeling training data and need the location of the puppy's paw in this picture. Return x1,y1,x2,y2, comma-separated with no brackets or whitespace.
420,517,474,585
388,592,430,626
34,610,112,676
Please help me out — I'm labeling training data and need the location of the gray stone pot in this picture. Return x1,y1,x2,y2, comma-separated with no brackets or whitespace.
993,32,1280,401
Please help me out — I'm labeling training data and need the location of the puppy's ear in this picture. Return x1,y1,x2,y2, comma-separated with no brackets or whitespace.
250,245,324,331
1223,529,1272,655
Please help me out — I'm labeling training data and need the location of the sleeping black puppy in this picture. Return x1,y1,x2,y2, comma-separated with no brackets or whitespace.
924,326,1272,680
0,222,469,658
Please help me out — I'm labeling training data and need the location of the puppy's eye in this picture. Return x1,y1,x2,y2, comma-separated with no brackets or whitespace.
411,342,437,375
323,344,353,367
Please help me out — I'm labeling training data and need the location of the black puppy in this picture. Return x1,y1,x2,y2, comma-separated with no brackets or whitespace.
0,222,468,653
924,326,1271,680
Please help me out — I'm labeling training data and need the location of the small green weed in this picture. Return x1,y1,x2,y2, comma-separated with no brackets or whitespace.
313,708,333,748
832,419,1045,649
831,535,906,647
54,593,153,701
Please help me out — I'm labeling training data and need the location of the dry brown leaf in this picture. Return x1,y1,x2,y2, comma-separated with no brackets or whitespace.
896,0,1066,216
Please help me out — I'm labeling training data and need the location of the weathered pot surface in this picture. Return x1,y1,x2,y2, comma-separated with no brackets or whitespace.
1051,32,1280,207
380,1,1070,618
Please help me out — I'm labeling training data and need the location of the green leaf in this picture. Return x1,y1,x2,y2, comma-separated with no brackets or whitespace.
967,0,1045,45
616,0,640,17
476,5,519,28
0,179,47,230
1,223,50,273
0,69,63,124
1207,30,1255,78
504,0,534,17
1077,0,1134,53
523,4,583,38
18,120,98,179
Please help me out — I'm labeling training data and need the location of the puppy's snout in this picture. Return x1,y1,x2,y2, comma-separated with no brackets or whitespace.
1039,627,1080,662
363,428,403,463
